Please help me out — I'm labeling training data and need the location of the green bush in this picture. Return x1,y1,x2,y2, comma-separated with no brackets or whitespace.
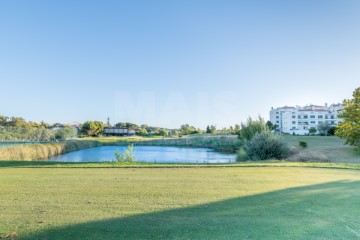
115,144,136,162
246,132,291,161
328,126,337,136
238,116,269,141
236,147,249,162
299,141,308,149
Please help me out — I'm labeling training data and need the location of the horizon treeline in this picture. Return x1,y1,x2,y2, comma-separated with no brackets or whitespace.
0,114,244,139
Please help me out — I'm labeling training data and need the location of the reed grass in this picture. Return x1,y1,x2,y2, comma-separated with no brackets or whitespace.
0,140,101,161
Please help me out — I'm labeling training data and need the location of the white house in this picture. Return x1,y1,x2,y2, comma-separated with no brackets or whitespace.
269,103,343,135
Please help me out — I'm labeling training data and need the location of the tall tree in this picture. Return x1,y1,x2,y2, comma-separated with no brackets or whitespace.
0,115,8,126
206,125,211,134
336,87,360,148
81,121,104,137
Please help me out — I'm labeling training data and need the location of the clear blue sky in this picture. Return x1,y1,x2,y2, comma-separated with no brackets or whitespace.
0,0,359,128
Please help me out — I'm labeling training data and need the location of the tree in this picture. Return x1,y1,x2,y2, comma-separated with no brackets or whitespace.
180,124,197,135
137,129,148,136
0,115,9,126
55,126,76,140
328,126,337,136
238,116,269,141
158,129,169,136
317,122,332,135
81,121,104,137
266,121,276,130
336,87,360,148
234,124,241,134
7,117,28,128
206,125,211,134
206,125,216,134
309,127,317,135
209,125,217,134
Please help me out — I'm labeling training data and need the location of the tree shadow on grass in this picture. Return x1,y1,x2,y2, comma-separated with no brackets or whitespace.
25,180,360,240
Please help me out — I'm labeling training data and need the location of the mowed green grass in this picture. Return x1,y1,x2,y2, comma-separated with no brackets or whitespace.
2,166,360,239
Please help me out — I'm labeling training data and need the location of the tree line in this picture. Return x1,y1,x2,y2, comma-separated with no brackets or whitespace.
0,116,76,141
79,121,241,137
0,115,243,140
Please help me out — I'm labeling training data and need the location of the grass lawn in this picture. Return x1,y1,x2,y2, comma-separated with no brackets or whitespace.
2,164,360,239
282,135,360,163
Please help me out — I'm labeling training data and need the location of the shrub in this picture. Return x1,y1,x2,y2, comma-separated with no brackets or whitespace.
238,116,270,141
299,141,308,149
328,126,337,136
288,150,329,162
309,127,317,135
246,132,291,160
115,144,136,162
236,147,248,162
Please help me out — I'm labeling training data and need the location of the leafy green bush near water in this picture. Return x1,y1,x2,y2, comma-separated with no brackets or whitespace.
115,144,136,162
245,132,291,161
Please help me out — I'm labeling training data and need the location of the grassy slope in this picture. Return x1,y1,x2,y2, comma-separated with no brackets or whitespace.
2,166,360,239
282,135,360,163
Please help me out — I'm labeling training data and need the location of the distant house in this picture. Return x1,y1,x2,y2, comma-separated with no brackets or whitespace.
104,128,135,136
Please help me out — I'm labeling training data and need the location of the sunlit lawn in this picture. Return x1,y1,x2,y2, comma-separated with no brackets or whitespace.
2,165,360,239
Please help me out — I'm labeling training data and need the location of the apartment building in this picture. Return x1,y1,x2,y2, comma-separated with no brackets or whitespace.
269,103,343,135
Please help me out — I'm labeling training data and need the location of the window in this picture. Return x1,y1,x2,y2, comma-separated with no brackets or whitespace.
325,115,328,119
318,115,323,119
276,121,279,123
318,121,323,124
292,115,296,119
331,115,335,119
276,116,279,119
292,121,296,124
310,121,316,124
276,112,279,114
310,115,315,118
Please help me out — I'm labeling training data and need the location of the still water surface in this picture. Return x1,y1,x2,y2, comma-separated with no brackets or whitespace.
48,146,236,163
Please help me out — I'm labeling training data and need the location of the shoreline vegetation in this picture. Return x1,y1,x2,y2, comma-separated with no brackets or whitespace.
0,140,101,161
98,135,242,153
0,135,243,161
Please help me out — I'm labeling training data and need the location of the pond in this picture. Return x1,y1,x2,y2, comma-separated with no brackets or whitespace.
48,146,236,163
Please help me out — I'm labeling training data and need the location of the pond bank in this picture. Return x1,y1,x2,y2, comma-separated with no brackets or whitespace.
0,140,101,160
0,136,242,161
